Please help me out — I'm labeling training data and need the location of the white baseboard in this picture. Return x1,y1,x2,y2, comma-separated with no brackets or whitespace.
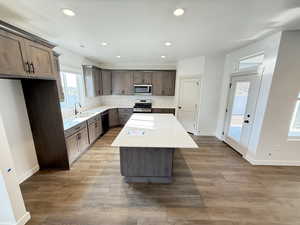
244,154,300,166
16,212,30,225
0,212,30,225
18,165,39,184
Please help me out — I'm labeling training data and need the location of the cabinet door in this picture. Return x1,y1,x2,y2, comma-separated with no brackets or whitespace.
78,128,89,153
96,119,103,137
94,68,102,96
83,66,102,97
88,122,97,144
25,40,55,77
0,30,28,77
152,71,164,96
112,71,133,95
133,71,152,84
152,71,176,96
118,108,133,125
163,71,176,96
102,70,112,95
53,54,64,101
112,71,123,95
66,133,79,164
109,108,120,127
143,72,152,84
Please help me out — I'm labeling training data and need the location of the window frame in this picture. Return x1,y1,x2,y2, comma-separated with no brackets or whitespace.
288,94,300,139
238,52,265,72
59,71,83,110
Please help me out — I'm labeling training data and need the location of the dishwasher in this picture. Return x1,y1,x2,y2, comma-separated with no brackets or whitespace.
101,110,109,134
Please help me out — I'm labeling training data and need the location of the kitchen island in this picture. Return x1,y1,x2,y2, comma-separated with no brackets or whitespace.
112,113,198,183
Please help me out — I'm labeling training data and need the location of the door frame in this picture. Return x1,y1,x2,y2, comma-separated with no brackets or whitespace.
176,75,202,135
223,70,262,155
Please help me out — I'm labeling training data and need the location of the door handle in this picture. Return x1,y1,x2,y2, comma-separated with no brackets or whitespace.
244,120,250,124
178,106,182,109
25,62,30,73
30,63,35,74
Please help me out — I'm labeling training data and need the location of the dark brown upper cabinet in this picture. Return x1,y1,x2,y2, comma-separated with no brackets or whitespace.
0,29,28,77
53,53,64,101
101,70,112,95
112,71,133,95
163,71,176,96
83,65,103,97
24,40,56,77
0,28,56,79
152,71,176,96
133,71,152,84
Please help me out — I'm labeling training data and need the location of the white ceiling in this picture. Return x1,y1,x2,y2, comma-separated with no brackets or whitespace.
1,0,300,66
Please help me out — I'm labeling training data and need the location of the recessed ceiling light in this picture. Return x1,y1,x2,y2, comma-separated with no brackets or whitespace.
173,8,185,16
116,55,121,58
161,55,166,59
101,42,108,46
165,42,172,46
62,8,76,17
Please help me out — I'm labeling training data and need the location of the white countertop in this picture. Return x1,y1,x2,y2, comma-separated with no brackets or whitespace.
63,105,176,131
111,113,198,149
63,106,113,130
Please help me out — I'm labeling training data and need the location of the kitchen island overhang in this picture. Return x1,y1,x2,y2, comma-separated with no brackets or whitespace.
112,113,198,183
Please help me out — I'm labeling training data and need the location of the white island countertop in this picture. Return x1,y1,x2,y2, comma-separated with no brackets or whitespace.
112,113,198,149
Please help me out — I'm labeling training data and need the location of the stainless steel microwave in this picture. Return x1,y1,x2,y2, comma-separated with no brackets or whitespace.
134,85,152,95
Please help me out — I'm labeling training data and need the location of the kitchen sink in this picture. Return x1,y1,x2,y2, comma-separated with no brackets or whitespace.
76,111,95,118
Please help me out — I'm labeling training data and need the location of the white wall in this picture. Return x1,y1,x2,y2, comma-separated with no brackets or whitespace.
253,31,300,165
0,114,30,225
0,80,38,183
216,32,282,155
54,47,104,118
215,31,300,165
176,55,225,135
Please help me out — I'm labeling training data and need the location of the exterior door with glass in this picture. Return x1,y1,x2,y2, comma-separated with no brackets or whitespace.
224,74,261,155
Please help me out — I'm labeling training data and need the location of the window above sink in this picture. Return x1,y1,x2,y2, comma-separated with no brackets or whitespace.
60,71,83,109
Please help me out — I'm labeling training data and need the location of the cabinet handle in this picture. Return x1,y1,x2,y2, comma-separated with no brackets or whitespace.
25,62,30,73
30,63,35,74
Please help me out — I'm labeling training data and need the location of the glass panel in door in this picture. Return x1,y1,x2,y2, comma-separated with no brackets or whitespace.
228,82,250,141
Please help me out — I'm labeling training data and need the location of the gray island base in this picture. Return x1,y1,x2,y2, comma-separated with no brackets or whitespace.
120,147,175,183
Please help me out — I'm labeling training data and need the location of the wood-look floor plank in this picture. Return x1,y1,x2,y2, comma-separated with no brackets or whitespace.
20,128,300,225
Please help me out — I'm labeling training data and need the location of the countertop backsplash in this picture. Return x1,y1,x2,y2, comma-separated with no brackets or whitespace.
99,95,175,108
61,95,175,120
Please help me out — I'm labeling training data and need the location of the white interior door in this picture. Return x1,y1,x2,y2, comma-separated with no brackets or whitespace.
224,74,261,155
177,78,201,133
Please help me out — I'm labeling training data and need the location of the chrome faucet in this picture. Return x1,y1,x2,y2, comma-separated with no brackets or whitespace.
74,103,82,116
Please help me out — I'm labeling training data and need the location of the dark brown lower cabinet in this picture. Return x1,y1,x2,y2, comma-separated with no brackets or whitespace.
152,108,176,115
88,119,103,144
118,108,133,125
78,127,89,153
66,132,80,164
109,108,120,127
65,124,89,165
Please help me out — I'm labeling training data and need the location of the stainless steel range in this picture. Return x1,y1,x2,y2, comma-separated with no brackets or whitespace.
133,99,152,113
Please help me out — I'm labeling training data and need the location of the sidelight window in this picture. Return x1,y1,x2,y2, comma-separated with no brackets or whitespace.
289,93,300,137
239,53,264,71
